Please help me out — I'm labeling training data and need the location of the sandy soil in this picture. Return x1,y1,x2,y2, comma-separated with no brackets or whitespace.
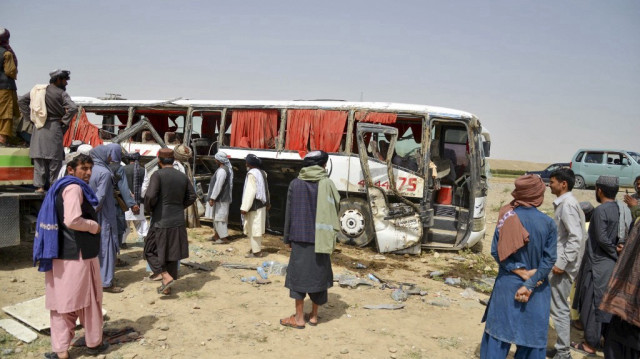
0,174,621,359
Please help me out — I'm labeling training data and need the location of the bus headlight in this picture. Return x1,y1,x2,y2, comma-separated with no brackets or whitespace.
472,216,485,232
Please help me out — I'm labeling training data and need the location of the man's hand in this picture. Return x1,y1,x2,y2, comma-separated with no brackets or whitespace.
96,224,101,234
131,204,140,215
623,194,638,208
616,243,625,255
552,266,565,275
512,268,536,281
240,210,247,215
208,199,214,206
515,286,532,303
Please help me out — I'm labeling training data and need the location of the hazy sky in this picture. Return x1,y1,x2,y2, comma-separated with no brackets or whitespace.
4,1,639,162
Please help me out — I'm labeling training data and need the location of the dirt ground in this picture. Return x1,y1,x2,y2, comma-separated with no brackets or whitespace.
0,175,617,359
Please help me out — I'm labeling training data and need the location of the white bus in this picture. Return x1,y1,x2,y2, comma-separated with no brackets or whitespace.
72,98,491,253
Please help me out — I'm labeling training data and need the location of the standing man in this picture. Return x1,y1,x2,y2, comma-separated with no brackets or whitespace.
480,174,557,359
623,175,640,223
144,148,197,295
108,147,138,250
207,151,233,244
280,151,340,329
0,28,18,147
240,154,270,258
546,168,587,359
89,144,124,293
599,220,640,358
572,175,632,356
18,69,77,192
33,154,108,359
123,152,148,242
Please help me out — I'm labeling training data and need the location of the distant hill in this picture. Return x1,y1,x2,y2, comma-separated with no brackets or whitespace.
488,159,549,172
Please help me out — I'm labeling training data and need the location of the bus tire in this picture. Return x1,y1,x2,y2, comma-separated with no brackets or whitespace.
337,197,375,247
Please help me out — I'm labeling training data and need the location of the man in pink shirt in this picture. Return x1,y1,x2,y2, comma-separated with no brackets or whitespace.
43,154,108,359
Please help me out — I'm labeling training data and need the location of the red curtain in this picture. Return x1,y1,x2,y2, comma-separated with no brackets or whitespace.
398,123,422,143
63,109,103,147
355,111,397,124
201,113,220,139
146,115,169,136
286,109,348,157
229,110,278,149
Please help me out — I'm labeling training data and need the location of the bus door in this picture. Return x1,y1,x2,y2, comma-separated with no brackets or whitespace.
356,123,423,254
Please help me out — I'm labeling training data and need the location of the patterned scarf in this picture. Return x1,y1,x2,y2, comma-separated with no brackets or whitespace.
600,220,640,327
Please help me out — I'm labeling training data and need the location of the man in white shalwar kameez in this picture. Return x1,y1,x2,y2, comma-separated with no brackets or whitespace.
207,151,233,244
240,154,269,258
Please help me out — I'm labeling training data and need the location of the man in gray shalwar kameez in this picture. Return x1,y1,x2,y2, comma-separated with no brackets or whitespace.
207,151,233,244
572,175,632,355
89,144,125,293
18,69,77,192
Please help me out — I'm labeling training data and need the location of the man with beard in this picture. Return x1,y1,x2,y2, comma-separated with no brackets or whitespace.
18,69,78,192
623,175,640,223
546,168,587,359
480,174,557,359
123,152,148,242
207,151,233,244
144,148,197,295
240,154,270,258
572,175,632,356
33,154,108,359
280,151,340,329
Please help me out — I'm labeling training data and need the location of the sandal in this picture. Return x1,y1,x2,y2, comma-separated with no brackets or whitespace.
103,286,124,293
157,280,175,294
570,342,596,356
280,315,305,329
304,313,318,326
44,352,69,359
212,238,229,245
87,341,109,355
244,251,264,258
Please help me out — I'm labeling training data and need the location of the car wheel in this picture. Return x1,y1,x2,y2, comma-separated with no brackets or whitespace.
337,197,375,247
574,175,586,189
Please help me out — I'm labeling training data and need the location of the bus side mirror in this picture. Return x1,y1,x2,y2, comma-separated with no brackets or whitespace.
482,141,491,158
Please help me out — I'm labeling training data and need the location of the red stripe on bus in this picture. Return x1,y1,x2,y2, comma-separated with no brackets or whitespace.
0,167,33,180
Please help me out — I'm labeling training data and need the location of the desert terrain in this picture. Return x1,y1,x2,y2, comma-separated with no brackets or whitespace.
0,161,621,359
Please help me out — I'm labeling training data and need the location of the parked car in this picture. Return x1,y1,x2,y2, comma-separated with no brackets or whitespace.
526,163,570,184
570,149,640,189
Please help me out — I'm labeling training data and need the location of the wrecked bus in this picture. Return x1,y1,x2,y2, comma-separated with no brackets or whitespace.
70,98,491,253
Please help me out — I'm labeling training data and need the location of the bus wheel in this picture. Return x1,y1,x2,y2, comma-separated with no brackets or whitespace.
337,198,375,247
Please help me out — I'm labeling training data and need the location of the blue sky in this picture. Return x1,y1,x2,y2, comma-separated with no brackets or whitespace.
3,1,639,162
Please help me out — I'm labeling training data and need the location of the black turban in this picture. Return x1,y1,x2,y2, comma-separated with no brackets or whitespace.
246,154,262,167
302,150,329,167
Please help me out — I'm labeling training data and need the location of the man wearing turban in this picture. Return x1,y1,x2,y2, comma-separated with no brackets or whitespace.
480,174,557,359
207,151,233,244
240,154,270,257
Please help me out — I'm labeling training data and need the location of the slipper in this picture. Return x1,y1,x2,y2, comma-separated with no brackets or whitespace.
245,251,264,258
87,341,109,355
103,286,124,293
157,280,175,294
303,313,318,326
145,274,162,282
570,342,596,356
212,239,228,245
280,315,305,329
44,352,69,359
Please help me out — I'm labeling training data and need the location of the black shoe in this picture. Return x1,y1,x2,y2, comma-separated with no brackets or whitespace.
87,341,109,355
546,348,557,358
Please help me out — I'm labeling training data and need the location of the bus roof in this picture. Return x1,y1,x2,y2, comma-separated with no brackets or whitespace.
72,97,477,120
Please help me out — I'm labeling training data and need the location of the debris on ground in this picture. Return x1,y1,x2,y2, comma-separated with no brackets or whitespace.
222,263,258,270
444,277,461,286
391,289,409,302
181,261,213,271
363,304,405,310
